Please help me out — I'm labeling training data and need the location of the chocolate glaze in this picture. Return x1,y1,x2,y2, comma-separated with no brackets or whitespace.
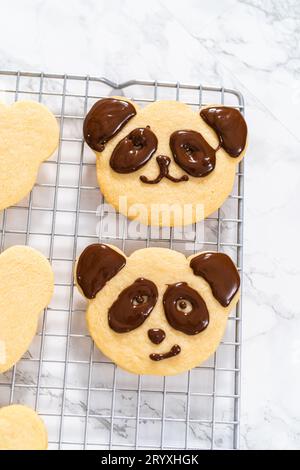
110,127,158,173
108,278,158,333
179,300,187,309
150,345,181,361
200,107,247,157
170,130,216,177
83,98,136,152
163,282,209,335
190,252,240,307
140,155,189,184
148,328,166,344
77,244,126,299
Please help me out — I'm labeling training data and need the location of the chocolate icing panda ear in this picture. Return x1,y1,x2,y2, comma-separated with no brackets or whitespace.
190,252,240,307
76,244,126,299
83,98,136,152
200,107,247,158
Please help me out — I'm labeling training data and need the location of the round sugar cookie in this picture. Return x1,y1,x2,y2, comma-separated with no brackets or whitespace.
75,244,240,376
0,405,47,450
0,100,59,210
0,245,54,373
83,98,247,226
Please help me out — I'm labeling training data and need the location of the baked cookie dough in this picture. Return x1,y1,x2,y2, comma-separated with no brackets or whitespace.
0,246,54,373
0,405,47,450
0,100,59,210
75,244,240,375
83,98,247,226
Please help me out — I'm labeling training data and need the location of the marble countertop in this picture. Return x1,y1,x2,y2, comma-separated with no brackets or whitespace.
0,0,299,450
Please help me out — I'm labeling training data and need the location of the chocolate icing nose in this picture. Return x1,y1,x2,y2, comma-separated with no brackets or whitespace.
148,328,166,344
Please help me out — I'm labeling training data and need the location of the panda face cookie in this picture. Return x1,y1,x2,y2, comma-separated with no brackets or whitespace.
0,405,48,450
75,244,240,375
0,246,54,373
0,101,59,210
83,98,247,226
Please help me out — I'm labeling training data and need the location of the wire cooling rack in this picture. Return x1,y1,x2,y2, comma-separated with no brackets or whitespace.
0,71,244,450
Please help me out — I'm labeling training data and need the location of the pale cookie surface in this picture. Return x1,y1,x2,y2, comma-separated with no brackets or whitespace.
0,246,54,373
88,99,247,226
0,405,48,450
0,100,59,210
75,244,240,376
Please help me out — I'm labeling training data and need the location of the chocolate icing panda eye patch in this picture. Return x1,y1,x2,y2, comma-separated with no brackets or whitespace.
75,244,240,376
0,405,48,450
83,98,247,226
0,246,54,374
0,100,59,210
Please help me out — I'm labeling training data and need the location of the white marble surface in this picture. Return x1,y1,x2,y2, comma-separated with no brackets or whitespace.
0,0,300,450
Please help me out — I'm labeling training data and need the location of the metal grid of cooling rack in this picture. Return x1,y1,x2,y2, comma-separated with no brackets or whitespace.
0,70,244,450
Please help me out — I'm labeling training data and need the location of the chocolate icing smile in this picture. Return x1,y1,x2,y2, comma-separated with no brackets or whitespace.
140,155,189,184
150,345,181,361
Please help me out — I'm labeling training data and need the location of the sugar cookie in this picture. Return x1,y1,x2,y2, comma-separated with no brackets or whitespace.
0,100,59,210
0,246,54,373
0,405,47,450
83,98,247,226
75,244,240,375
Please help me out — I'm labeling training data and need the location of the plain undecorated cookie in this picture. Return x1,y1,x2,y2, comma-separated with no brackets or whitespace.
0,246,54,373
75,244,240,375
0,405,47,450
84,98,247,226
0,100,59,210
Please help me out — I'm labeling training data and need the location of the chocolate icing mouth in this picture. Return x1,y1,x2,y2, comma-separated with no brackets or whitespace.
149,344,181,361
140,155,188,184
